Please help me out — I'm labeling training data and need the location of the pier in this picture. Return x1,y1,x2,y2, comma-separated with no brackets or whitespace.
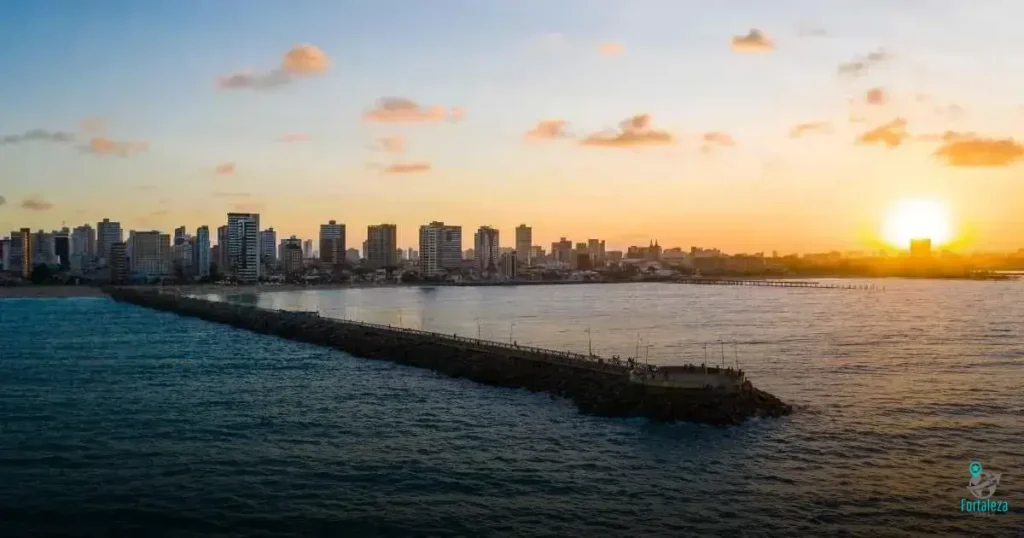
104,287,792,425
669,278,879,290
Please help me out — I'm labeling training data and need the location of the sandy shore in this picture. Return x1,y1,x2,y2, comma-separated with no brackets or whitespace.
0,286,107,298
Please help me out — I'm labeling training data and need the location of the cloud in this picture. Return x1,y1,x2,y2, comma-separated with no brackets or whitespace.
276,133,309,143
916,130,976,143
865,87,887,105
838,49,890,76
377,135,406,153
935,136,1024,167
213,191,252,198
217,44,329,90
581,114,673,148
215,162,236,175
362,97,458,123
856,118,908,148
217,70,291,90
0,129,75,145
281,44,330,75
525,119,571,140
21,196,54,211
0,195,6,206
383,162,432,174
731,29,773,52
703,132,735,146
597,42,624,57
80,137,148,157
789,121,832,138
935,103,965,117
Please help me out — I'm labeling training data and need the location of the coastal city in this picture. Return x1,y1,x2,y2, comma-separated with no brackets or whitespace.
2,212,1023,287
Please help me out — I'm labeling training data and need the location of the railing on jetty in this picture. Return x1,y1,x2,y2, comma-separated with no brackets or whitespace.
669,278,879,290
267,307,634,375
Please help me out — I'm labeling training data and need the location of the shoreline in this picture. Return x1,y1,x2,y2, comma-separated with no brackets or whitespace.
0,286,108,298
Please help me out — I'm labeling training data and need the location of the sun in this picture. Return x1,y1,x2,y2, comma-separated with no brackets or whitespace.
882,199,954,249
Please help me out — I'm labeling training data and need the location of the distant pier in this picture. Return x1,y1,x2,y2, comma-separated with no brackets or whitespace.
104,287,792,425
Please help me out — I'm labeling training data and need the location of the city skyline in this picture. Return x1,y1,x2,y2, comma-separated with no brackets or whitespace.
4,2,1024,252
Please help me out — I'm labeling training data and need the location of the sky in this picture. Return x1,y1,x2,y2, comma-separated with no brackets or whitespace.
3,0,1024,254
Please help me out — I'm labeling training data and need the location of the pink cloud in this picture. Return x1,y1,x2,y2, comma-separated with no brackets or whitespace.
362,97,458,123
731,29,773,52
525,119,571,140
215,162,236,175
581,114,673,148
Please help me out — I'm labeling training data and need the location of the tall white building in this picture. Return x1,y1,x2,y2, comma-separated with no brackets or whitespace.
515,224,532,266
96,218,122,266
474,226,500,271
260,228,277,266
194,225,211,278
319,220,345,265
227,212,261,283
418,221,461,276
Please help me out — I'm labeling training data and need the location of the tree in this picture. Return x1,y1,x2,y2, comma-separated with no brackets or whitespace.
30,264,52,285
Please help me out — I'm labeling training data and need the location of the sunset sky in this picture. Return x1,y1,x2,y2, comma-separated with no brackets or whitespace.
3,0,1024,253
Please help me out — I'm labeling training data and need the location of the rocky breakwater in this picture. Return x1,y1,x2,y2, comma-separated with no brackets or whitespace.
104,287,792,426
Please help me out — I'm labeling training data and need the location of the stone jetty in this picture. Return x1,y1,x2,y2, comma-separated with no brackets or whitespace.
104,287,792,426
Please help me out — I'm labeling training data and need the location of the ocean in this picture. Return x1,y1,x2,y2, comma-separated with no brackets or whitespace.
1,281,1021,537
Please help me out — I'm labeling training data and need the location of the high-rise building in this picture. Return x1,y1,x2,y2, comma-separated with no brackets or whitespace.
474,226,500,271
260,228,277,267
407,248,418,262
71,224,96,257
366,224,398,269
515,225,532,266
227,213,261,283
530,245,544,262
109,242,128,284
418,221,462,276
216,225,229,271
32,230,56,267
53,227,70,270
282,236,303,276
303,239,313,259
128,231,171,277
18,228,32,279
96,218,122,265
173,226,187,246
910,238,932,257
194,226,211,278
499,251,518,279
587,238,606,266
319,220,346,265
552,237,573,264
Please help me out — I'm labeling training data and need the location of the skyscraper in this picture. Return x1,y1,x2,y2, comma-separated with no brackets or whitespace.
109,242,128,284
260,228,277,267
303,239,313,259
474,226,500,271
282,236,303,276
96,218,122,265
194,225,211,278
54,228,70,270
216,225,229,271
418,221,461,276
515,224,532,266
227,212,261,283
129,231,171,277
319,220,346,265
366,224,398,269
18,228,32,279
173,226,187,246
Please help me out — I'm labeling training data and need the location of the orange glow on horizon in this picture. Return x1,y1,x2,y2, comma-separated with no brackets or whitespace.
881,199,955,249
